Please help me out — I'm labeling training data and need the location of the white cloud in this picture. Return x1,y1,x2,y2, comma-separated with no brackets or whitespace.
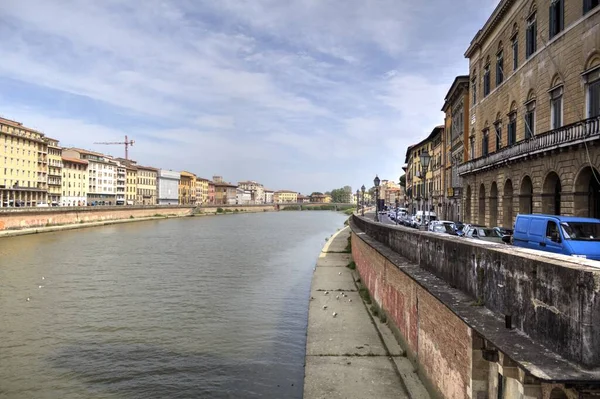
0,0,487,193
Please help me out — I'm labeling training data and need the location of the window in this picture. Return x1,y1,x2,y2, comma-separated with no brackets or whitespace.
525,101,536,139
584,0,600,14
550,86,563,129
472,77,477,104
470,135,475,159
588,69,600,118
482,129,489,157
494,122,502,151
508,112,517,145
496,51,504,85
512,37,518,70
526,13,537,58
483,65,491,96
549,0,564,38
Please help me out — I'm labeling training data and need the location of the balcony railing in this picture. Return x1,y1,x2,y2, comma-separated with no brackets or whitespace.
458,116,600,176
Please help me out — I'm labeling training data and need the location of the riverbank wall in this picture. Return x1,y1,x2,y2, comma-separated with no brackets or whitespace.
0,205,194,232
350,214,600,399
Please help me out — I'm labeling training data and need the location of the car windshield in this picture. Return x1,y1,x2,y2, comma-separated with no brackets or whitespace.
478,228,502,237
561,222,600,241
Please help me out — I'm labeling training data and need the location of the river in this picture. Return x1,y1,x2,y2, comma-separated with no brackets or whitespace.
0,211,348,399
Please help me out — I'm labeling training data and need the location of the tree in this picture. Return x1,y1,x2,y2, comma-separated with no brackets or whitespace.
399,174,406,188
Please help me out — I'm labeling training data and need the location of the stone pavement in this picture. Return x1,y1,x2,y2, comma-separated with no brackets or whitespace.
304,226,430,399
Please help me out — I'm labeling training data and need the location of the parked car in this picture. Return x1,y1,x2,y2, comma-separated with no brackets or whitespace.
429,220,455,232
511,214,600,260
432,223,459,235
463,226,505,243
494,226,514,237
453,221,466,236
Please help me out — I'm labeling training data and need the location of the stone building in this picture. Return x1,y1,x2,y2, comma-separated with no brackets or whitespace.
196,177,210,205
63,148,115,205
125,164,137,205
238,180,265,204
274,190,298,203
460,0,600,228
441,76,470,222
136,166,157,205
179,171,196,205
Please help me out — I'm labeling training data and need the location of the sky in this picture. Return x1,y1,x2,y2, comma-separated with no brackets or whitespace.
0,0,499,194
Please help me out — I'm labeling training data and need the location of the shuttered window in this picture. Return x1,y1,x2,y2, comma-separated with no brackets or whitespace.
526,14,537,58
549,0,564,39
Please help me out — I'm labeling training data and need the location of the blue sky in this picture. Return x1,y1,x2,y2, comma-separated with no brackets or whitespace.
0,0,499,194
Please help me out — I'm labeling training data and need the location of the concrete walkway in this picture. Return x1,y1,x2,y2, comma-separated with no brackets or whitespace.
304,226,430,399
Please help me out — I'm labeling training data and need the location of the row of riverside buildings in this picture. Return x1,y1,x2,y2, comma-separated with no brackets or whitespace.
0,117,331,208
404,0,600,228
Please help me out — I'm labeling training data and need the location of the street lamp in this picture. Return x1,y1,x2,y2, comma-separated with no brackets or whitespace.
374,175,380,222
361,185,365,216
395,198,399,225
420,150,431,229
356,189,360,212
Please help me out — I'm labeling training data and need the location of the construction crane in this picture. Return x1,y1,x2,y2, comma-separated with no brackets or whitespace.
94,135,135,160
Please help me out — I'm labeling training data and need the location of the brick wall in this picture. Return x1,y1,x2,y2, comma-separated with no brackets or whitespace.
352,232,472,398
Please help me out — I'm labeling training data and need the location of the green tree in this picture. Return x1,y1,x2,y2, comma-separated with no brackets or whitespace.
399,174,406,188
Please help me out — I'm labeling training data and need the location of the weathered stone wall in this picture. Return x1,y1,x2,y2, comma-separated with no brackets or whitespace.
352,229,472,399
0,206,194,231
196,204,276,213
352,215,600,368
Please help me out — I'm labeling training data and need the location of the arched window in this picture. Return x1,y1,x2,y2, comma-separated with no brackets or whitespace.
524,90,536,139
550,75,563,129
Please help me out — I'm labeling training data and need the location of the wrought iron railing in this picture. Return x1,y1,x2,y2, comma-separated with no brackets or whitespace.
458,116,600,176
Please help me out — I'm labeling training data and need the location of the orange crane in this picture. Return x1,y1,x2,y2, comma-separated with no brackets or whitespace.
94,135,135,160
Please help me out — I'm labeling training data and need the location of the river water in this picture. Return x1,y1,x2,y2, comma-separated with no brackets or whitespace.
0,211,348,399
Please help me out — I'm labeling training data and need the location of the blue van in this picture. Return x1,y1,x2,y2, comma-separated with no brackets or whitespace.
511,214,600,260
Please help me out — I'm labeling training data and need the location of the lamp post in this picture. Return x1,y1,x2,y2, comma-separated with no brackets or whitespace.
395,198,399,225
356,189,360,212
420,150,431,229
374,175,380,222
361,185,365,216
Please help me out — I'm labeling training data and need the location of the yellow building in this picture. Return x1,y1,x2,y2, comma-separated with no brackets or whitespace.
61,156,88,206
0,117,49,207
196,177,209,205
126,164,137,205
179,171,196,205
46,137,62,206
274,190,298,203
136,166,158,205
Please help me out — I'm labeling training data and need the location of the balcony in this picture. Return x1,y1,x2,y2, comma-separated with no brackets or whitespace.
458,116,600,176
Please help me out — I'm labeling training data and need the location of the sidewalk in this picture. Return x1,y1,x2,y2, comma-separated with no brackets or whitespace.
304,226,430,399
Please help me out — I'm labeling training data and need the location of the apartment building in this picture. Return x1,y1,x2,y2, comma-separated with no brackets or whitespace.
460,0,600,227
62,148,116,205
196,177,209,205
274,190,298,203
179,171,196,205
213,176,237,205
116,163,126,205
264,189,274,204
208,180,215,204
441,76,470,222
46,137,62,206
125,164,137,205
61,156,88,206
157,169,180,205
0,117,49,207
238,180,265,204
136,166,158,205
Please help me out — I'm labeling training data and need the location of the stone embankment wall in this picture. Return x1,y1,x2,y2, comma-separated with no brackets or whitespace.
0,206,194,231
195,204,275,213
350,215,600,399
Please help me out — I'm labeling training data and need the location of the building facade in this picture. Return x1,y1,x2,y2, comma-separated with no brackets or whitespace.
238,181,265,204
264,189,274,204
460,0,600,228
46,137,62,206
405,127,442,215
236,188,252,205
157,169,180,205
136,166,157,205
0,117,49,207
63,148,116,205
208,181,215,204
61,157,88,206
125,165,137,205
274,190,298,203
442,76,470,222
214,181,238,205
179,171,196,205
116,163,126,205
196,177,209,205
